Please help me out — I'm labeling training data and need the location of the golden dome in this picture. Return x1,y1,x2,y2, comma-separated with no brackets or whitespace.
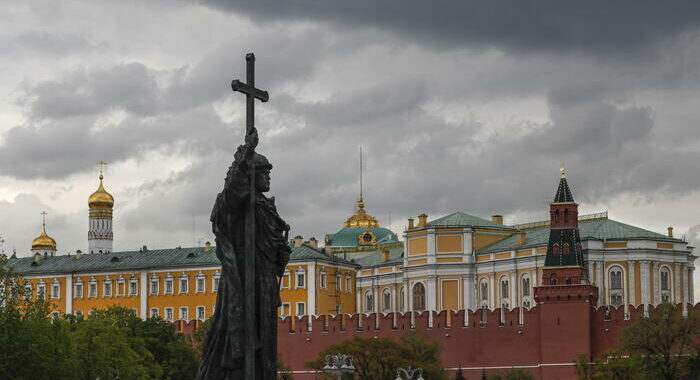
344,199,380,228
88,174,114,209
32,227,56,251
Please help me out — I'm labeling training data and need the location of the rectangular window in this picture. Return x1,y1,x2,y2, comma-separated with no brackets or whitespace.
150,308,159,318
165,307,173,321
280,303,291,317
336,274,341,292
319,271,327,289
52,284,60,299
180,307,188,321
129,281,138,296
179,277,188,294
281,273,289,289
213,276,220,292
89,283,97,298
75,310,84,319
296,273,305,288
197,306,205,321
104,282,112,297
346,276,352,293
296,302,306,316
150,279,159,295
117,280,125,296
75,283,83,298
196,277,205,293
165,279,174,294
24,284,32,300
37,285,46,300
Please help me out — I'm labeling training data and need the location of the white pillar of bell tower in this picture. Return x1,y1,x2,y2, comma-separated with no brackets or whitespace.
88,161,114,254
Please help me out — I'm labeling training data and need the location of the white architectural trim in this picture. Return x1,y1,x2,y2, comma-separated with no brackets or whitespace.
307,262,316,316
65,275,73,314
628,261,636,306
640,260,651,306
139,271,148,319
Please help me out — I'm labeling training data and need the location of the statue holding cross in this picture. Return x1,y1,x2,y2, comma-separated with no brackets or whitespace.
196,53,291,380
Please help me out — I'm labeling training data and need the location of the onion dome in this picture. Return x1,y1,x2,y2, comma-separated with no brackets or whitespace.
88,174,114,209
344,198,380,228
32,220,56,251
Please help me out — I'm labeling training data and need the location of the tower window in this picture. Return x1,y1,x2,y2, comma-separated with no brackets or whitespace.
564,209,569,223
555,210,560,223
412,283,426,312
553,243,560,255
563,243,570,255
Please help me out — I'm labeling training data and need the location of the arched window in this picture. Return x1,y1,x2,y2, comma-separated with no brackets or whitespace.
660,266,672,303
521,275,531,309
553,243,560,255
382,289,391,312
400,287,405,311
550,275,558,285
412,283,426,312
609,267,624,308
500,277,509,309
479,279,489,308
365,291,374,313
564,209,569,223
563,243,570,255
555,209,560,223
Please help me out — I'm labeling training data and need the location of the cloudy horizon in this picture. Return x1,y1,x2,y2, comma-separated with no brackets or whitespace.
1,2,699,296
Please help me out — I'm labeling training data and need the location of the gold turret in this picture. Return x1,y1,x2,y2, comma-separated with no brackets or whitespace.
31,211,56,250
344,198,380,228
88,161,114,209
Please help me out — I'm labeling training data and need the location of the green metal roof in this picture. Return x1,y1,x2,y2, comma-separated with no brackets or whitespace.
9,244,356,276
478,218,684,254
336,246,404,268
326,227,399,248
288,244,357,266
427,211,517,230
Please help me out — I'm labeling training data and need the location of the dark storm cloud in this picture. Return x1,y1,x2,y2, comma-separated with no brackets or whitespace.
201,0,700,57
23,63,162,119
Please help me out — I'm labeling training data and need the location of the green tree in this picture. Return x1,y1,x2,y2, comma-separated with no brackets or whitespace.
305,330,446,380
576,304,700,380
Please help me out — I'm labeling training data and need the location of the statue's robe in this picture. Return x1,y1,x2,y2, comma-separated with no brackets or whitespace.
196,141,290,380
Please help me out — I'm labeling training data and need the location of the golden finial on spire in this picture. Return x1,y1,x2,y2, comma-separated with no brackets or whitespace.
97,160,108,180
560,164,566,179
41,211,47,231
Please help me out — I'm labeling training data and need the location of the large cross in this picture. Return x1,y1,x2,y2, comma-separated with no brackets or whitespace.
40,211,48,230
97,160,108,177
230,53,268,379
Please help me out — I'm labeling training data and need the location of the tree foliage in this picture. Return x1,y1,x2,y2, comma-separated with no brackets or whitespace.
0,261,200,380
305,330,446,380
576,304,700,380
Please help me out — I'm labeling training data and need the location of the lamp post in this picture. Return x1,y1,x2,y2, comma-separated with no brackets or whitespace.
323,353,355,380
396,366,424,380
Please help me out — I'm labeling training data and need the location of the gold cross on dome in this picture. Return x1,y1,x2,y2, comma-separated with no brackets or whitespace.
41,211,48,228
97,161,108,176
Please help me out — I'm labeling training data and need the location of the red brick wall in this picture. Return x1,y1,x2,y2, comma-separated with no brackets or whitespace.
175,302,700,379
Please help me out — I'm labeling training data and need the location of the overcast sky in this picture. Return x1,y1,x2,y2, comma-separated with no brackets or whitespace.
1,1,699,296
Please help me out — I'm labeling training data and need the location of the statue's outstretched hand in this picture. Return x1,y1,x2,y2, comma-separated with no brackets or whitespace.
245,127,259,149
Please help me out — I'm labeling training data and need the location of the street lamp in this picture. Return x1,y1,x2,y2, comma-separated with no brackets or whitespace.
323,353,355,380
396,366,424,380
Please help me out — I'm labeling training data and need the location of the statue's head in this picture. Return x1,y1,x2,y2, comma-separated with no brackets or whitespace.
254,153,272,192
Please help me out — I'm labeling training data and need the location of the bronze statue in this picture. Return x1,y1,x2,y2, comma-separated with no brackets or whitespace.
197,54,290,380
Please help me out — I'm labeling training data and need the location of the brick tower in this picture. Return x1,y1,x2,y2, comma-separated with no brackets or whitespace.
535,167,598,379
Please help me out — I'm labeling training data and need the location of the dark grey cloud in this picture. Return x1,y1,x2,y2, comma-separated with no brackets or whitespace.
201,1,700,57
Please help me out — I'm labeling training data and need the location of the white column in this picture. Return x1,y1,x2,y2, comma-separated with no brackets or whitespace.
682,264,689,316
403,278,409,313
65,275,73,315
640,261,651,306
689,267,695,305
307,263,316,316
427,275,436,327
488,273,495,310
510,270,517,310
596,261,605,307
603,264,610,306
674,262,682,304
628,261,636,307
140,271,148,319
653,262,660,306
463,230,473,263
530,268,537,307
356,284,362,313
588,261,594,285
463,273,475,311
